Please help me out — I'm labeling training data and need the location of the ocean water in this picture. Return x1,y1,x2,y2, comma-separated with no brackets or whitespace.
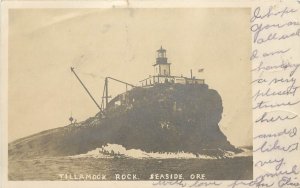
8,157,253,180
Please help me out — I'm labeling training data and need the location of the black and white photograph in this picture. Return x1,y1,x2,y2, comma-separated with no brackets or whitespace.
7,8,253,181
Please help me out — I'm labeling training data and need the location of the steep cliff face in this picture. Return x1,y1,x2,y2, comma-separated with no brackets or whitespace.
9,83,241,160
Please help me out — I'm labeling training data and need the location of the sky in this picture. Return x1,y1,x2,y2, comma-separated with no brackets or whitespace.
8,8,252,146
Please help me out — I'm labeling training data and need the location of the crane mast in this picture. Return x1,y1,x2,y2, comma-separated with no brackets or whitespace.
101,77,136,109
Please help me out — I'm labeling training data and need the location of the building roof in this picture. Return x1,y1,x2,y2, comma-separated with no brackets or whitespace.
157,46,166,52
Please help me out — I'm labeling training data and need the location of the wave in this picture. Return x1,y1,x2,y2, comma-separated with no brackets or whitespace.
69,144,252,159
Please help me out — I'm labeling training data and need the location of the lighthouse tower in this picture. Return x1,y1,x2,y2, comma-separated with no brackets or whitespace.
153,46,171,76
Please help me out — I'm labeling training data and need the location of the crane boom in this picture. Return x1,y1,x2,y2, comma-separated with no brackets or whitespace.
70,67,103,112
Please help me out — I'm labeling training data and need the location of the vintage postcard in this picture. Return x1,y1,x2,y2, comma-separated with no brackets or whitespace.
1,1,300,188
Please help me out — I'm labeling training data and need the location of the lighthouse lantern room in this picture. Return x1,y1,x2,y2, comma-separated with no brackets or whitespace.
153,46,171,76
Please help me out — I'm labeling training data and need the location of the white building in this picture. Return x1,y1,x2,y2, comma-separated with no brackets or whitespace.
139,46,205,87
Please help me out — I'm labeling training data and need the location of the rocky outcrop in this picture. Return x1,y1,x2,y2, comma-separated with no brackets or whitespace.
9,83,241,160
